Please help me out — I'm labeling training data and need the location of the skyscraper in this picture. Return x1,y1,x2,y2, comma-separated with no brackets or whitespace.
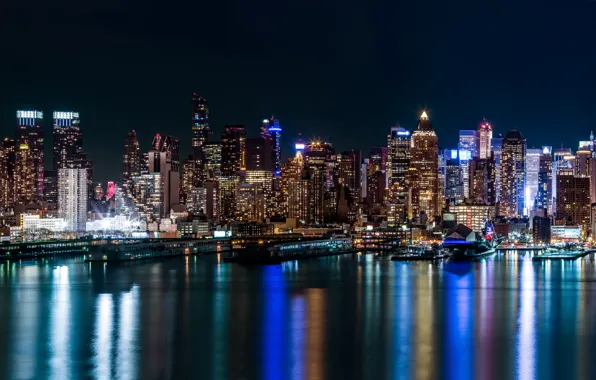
499,130,526,217
536,147,553,213
0,145,9,208
459,130,478,198
14,142,35,205
525,148,541,213
556,169,590,227
410,111,439,219
267,117,282,176
469,155,496,205
204,141,222,179
491,135,503,202
147,150,180,217
16,110,44,198
191,94,210,149
123,130,140,179
221,125,246,176
478,118,493,159
386,126,410,225
53,111,82,171
152,134,180,173
444,150,463,206
58,168,88,231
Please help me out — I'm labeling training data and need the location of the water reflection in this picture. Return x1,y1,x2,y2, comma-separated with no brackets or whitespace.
2,253,596,379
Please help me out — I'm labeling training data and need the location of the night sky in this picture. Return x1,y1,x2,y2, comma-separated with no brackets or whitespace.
2,0,596,181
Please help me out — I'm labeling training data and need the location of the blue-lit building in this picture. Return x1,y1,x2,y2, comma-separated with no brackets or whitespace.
459,130,478,199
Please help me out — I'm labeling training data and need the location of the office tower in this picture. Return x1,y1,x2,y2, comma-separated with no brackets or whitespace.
203,141,222,178
499,130,526,217
1,138,16,207
53,111,82,171
458,130,477,198
336,150,362,201
13,142,35,205
218,177,239,220
58,168,88,231
386,127,410,225
181,156,195,203
575,146,591,177
132,173,163,221
478,118,493,159
16,110,44,198
282,155,305,219
191,94,210,149
444,150,464,206
264,116,282,176
469,155,496,205
553,147,574,210
0,145,9,208
525,149,541,213
448,204,497,232
204,179,219,220
221,125,246,176
556,169,590,227
123,130,141,179
536,147,553,213
152,134,180,172
42,171,58,207
491,135,503,201
532,216,551,244
147,150,180,217
246,138,273,171
236,183,265,222
410,111,439,219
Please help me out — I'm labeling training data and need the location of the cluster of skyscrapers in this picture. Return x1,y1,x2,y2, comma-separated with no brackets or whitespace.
3,97,596,243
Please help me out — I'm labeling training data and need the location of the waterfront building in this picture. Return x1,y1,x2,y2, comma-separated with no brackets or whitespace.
499,130,526,217
556,169,590,227
532,215,551,244
16,110,44,198
221,125,246,176
20,214,67,241
478,119,493,159
123,130,141,179
449,203,496,232
132,173,163,220
410,111,439,219
58,168,88,231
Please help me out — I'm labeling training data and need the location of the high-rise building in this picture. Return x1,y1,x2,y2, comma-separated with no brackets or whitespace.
16,110,44,198
204,141,222,179
246,138,273,171
556,169,590,227
336,150,362,201
491,135,503,202
410,111,439,219
191,94,210,149
152,134,180,173
458,130,477,198
123,130,140,179
181,155,195,204
575,146,591,177
478,119,493,159
499,130,526,217
525,148,541,213
469,155,496,205
221,125,246,176
58,168,88,231
1,138,16,208
386,126,410,225
536,147,553,214
443,150,464,206
218,177,239,221
53,111,82,171
147,150,180,217
265,117,282,176
132,173,163,221
282,155,306,219
14,142,35,205
0,145,9,208
236,183,265,222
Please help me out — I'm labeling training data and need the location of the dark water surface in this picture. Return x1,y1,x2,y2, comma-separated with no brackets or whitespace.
1,252,596,380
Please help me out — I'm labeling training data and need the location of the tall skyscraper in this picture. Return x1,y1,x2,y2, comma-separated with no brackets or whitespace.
478,118,493,159
14,142,35,205
336,150,361,201
536,147,553,213
221,125,246,176
192,94,210,148
58,168,88,231
525,148,541,213
556,169,590,227
469,155,496,205
410,111,439,219
444,150,463,206
53,111,82,171
491,135,503,202
386,126,410,225
499,130,526,217
459,130,478,198
148,150,180,217
267,117,283,176
204,141,222,179
123,130,140,179
16,110,44,198
152,134,180,173
575,146,591,177
0,144,9,208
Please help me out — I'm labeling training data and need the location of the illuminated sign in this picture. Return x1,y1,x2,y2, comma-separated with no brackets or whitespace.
213,230,231,238
53,111,79,120
458,150,471,160
295,143,305,150
397,131,410,136
268,127,282,132
450,150,458,159
551,226,581,240
17,110,43,119
542,146,552,155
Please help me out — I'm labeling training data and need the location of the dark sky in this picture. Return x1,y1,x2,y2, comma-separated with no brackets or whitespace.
2,0,596,181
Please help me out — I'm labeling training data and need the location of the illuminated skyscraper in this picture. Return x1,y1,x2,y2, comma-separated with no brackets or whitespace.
123,130,140,179
386,126,410,225
469,155,496,205
152,134,180,172
556,169,590,227
536,147,553,213
203,141,222,178
191,94,210,148
491,135,503,201
0,145,9,208
336,150,361,201
458,130,477,198
1,138,16,207
14,142,35,205
478,118,493,159
53,111,82,171
147,150,180,217
410,111,439,219
221,125,246,176
58,168,88,231
266,116,282,176
443,150,464,206
575,146,591,177
525,149,541,213
16,110,44,199
499,130,526,217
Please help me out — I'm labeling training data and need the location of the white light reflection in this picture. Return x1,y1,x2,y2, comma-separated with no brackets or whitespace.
117,286,139,379
13,267,39,379
49,266,70,380
93,293,113,380
516,258,536,380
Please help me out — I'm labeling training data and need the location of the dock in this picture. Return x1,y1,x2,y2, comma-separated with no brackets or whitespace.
531,250,595,261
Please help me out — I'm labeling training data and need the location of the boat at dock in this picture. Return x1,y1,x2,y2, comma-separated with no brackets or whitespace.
224,237,353,264
444,222,503,261
85,238,230,262
390,244,448,261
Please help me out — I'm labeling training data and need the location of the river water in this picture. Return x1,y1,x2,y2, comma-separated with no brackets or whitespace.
0,251,595,380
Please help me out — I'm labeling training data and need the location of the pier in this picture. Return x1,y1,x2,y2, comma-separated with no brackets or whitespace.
532,250,595,261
